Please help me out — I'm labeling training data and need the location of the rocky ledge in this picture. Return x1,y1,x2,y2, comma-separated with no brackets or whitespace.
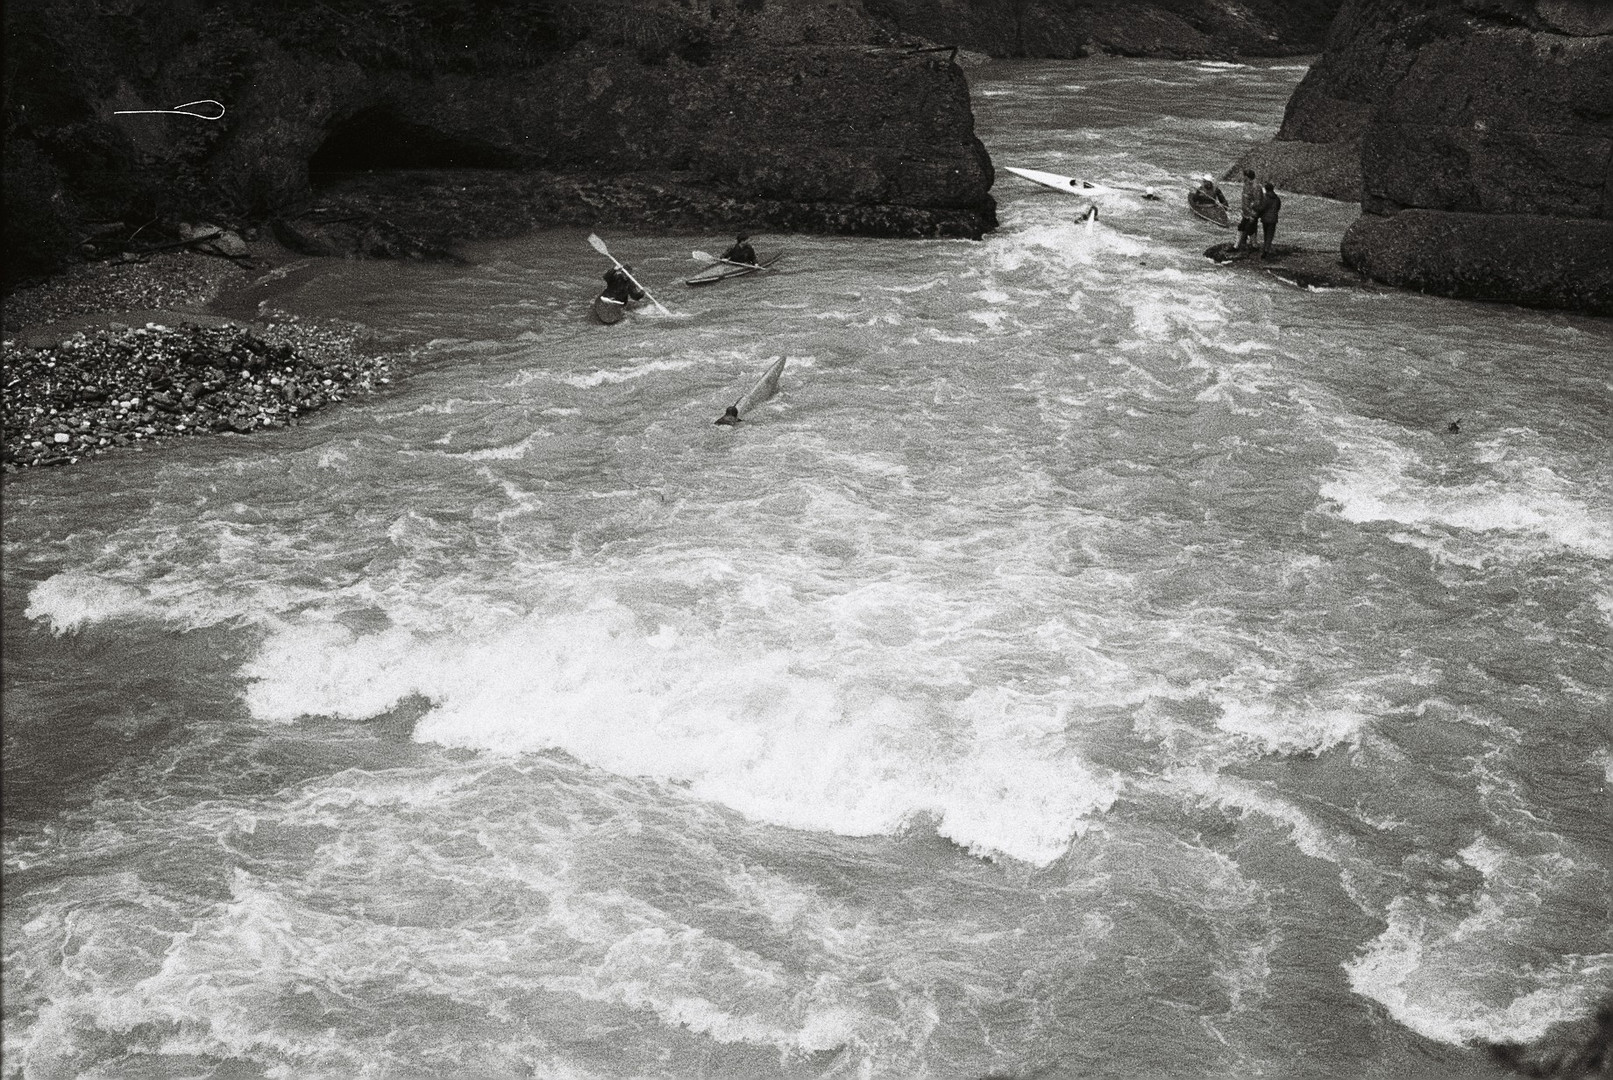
1238,0,1612,313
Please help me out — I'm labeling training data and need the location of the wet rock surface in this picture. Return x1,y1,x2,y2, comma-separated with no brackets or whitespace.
1203,241,1369,290
1342,210,1613,315
1239,0,1613,312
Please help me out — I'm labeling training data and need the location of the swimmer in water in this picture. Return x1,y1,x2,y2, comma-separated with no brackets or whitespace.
715,405,741,426
1448,419,1461,433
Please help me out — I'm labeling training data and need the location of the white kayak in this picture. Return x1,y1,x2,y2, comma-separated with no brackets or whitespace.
1004,166,1114,195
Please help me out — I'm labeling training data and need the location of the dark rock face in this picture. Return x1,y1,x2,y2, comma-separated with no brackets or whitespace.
2,0,996,284
1242,0,1613,203
1343,210,1613,313
1243,0,1612,312
863,0,1342,60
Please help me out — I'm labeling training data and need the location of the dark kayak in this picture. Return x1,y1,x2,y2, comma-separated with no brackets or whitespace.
1188,191,1231,228
686,251,784,287
593,294,629,324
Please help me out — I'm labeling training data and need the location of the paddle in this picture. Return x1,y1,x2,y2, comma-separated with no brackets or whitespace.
587,233,671,316
691,249,776,272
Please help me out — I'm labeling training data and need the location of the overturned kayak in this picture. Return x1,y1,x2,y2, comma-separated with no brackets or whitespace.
593,294,630,324
686,251,784,287
1188,190,1231,228
715,356,787,425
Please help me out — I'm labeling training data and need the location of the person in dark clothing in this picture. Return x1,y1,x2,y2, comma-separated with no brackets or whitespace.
715,405,742,426
721,233,758,265
1195,175,1228,209
1256,183,1282,258
1236,168,1260,251
602,265,645,304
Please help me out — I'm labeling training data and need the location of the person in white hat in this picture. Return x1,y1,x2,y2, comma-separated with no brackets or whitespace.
1195,174,1228,210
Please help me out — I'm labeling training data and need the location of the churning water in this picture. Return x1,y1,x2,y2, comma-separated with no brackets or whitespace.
3,59,1609,1079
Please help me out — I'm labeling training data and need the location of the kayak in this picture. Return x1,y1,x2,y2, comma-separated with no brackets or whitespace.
593,294,629,324
1004,166,1113,195
716,356,787,424
1188,190,1231,228
735,356,786,417
686,250,784,286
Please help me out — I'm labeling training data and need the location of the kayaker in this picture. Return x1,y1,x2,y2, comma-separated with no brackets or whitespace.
602,265,645,303
721,233,758,266
1195,175,1228,209
715,405,742,426
1080,205,1099,222
1256,183,1282,258
1236,168,1260,250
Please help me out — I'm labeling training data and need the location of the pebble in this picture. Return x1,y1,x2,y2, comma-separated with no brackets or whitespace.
2,321,397,472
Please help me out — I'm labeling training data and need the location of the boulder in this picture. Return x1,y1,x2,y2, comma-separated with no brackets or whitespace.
1244,0,1612,312
1342,209,1613,314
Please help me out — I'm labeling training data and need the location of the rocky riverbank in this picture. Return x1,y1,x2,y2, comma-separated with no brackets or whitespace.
1234,0,1613,314
2,249,397,474
3,0,997,284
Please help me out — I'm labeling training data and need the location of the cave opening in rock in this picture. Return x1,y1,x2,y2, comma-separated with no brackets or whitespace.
308,108,522,185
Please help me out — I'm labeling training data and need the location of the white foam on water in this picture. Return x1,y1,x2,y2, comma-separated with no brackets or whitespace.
875,278,945,294
558,357,695,388
3,762,951,1078
1594,747,1612,786
1344,835,1612,1046
988,220,1145,275
1321,428,1613,559
1129,290,1229,341
1151,768,1349,864
24,571,150,634
240,590,1122,866
1209,697,1367,757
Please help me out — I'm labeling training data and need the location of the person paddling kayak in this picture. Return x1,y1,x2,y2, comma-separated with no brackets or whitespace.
721,233,758,266
715,405,742,426
602,265,645,303
1195,175,1229,210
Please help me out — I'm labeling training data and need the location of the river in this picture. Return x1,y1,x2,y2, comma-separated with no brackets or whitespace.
3,58,1609,1079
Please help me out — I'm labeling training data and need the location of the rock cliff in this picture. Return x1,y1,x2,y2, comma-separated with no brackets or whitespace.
863,0,1342,60
2,0,996,285
1242,0,1612,313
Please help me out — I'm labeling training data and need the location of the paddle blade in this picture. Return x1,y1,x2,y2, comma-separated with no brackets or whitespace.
691,250,717,262
588,233,609,255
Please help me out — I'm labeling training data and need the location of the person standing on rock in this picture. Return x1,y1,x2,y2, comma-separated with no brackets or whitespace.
1236,168,1260,251
602,264,645,304
1256,183,1282,258
721,233,758,266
